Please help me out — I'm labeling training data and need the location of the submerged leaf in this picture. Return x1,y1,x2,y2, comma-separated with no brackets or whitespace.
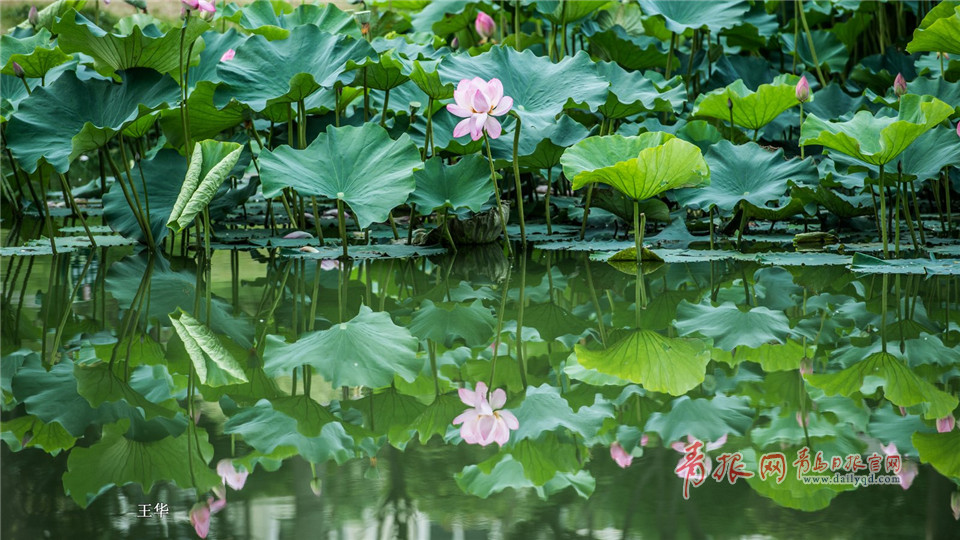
169,309,248,387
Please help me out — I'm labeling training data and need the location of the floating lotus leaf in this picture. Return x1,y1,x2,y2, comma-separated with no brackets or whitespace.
637,0,750,33
5,68,179,173
561,132,710,201
409,155,492,215
806,351,958,419
167,140,243,233
264,305,421,388
53,9,208,80
407,299,496,348
693,76,804,131
62,419,220,508
214,25,376,112
906,3,960,56
675,301,792,350
596,62,686,119
168,309,248,387
800,94,954,167
575,331,710,395
227,0,360,40
674,140,817,217
0,29,72,79
258,123,421,229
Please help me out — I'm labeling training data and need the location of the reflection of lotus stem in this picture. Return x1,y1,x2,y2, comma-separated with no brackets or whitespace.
56,172,96,247
483,133,511,256
488,262,510,387
337,197,348,259
665,32,677,79
517,254,527,388
311,197,324,244
945,170,952,234
39,172,59,254
894,167,902,257
798,103,804,159
50,254,92,363
901,177,919,253
545,167,553,234
441,206,457,252
119,135,156,249
424,97,434,158
878,164,889,257
104,145,153,249
583,256,606,346
880,274,888,353
633,200,645,259
510,113,526,246
796,0,826,87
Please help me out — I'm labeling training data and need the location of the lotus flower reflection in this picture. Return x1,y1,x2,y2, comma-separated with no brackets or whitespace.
453,382,518,447
447,78,513,141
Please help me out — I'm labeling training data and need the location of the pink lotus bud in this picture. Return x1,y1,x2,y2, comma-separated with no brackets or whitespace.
956,122,959,139
610,442,633,469
220,49,236,62
640,434,649,447
951,491,960,521
28,5,38,26
936,415,956,433
451,36,459,49
198,0,216,14
799,358,812,376
899,406,907,416
12,61,24,78
898,461,918,490
795,75,810,103
893,73,907,97
182,0,199,9
796,411,810,428
475,11,495,40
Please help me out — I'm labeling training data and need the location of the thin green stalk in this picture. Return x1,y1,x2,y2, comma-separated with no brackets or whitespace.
559,0,567,58
799,102,805,159
909,180,926,244
878,164,889,257
483,133,511,255
424,97,434,158
118,135,156,249
441,206,457,253
337,197,349,259
178,11,194,161
56,173,96,247
545,167,553,234
380,88,390,127
104,147,151,246
797,0,827,87
516,254,527,388
633,200,646,259
665,32,677,79
509,112,526,246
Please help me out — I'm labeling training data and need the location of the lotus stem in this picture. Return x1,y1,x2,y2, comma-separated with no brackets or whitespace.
310,196,324,244
665,32,677,79
337,197,348,259
909,179,926,244
363,68,370,122
901,181,919,253
894,170,902,258
796,0,827,87
424,97,434,158
516,253,527,388
633,201,646,260
119,135,156,249
709,206,715,250
380,87,390,128
514,0,521,50
104,145,152,249
945,169,952,234
428,340,440,398
878,163,889,257
441,206,457,253
56,172,96,247
799,102,805,159
510,112,526,247
579,184,594,240
179,11,193,161
559,0,567,57
483,133,511,256
202,207,212,321
37,173,58,254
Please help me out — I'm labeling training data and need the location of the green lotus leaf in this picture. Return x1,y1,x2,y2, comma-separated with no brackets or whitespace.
258,123,421,229
485,114,591,169
407,299,496,348
223,400,355,464
644,395,753,442
596,62,686,119
168,309,248,387
907,76,960,114
409,59,454,100
214,25,376,112
523,302,589,342
63,419,220,508
806,351,958,419
186,28,247,87
0,29,73,79
167,140,243,233
0,73,31,123
803,83,867,121
575,330,711,396
74,363,177,420
346,386,425,443
439,46,608,134
406,393,465,445
561,132,710,201
637,0,750,33
159,81,246,149
674,301,792,350
351,49,409,92
13,0,85,31
270,395,338,437
227,0,360,40
455,455,595,499
264,305,420,388
5,68,179,173
674,141,817,217
912,430,960,479
510,384,614,441
1,414,76,455
509,433,582,486
833,126,960,183
741,448,855,512
409,155,492,214
693,77,804,131
53,9,208,80
583,23,674,71
800,94,954,167
782,30,849,74
906,3,960,56
535,0,613,23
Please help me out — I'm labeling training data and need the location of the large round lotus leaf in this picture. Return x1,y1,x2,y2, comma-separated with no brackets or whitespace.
350,49,409,92
913,431,960,479
486,114,590,168
644,395,753,443
0,74,31,123
596,62,686,119
53,9,208,80
439,46,608,134
906,3,960,56
807,352,958,420
803,83,866,121
258,123,421,229
693,76,804,131
407,299,496,348
214,25,376,112
561,132,710,201
907,77,960,114
832,126,960,183
186,29,247,87
583,23,674,72
264,305,421,388
6,68,179,173
674,301,791,351
575,331,711,396
637,0,750,33
226,0,360,41
0,28,72,79
409,154,493,214
782,30,849,74
510,384,614,441
674,140,817,217
535,0,613,22
800,94,954,167
223,401,354,464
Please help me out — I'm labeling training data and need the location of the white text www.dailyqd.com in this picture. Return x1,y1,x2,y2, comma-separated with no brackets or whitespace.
799,473,902,487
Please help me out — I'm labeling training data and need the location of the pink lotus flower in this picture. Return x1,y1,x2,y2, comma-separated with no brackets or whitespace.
881,442,918,490
893,73,907,97
796,411,810,428
452,381,518,447
189,492,226,539
610,442,632,468
220,49,236,62
182,0,199,9
956,122,959,139
216,459,249,491
795,75,810,103
447,78,513,141
12,61,24,79
475,11,496,41
936,415,956,433
951,491,960,521
671,434,727,482
198,0,216,14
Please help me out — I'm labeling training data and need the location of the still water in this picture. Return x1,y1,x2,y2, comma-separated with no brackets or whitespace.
2,225,959,539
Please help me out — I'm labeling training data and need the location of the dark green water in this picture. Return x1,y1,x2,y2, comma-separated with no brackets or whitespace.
2,234,959,539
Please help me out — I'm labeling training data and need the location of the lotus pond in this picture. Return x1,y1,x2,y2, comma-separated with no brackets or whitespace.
2,0,960,538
